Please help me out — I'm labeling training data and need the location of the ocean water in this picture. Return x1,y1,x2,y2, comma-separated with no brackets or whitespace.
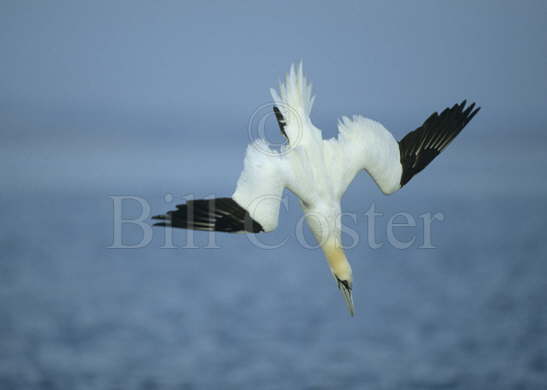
1,133,546,390
2,1,547,388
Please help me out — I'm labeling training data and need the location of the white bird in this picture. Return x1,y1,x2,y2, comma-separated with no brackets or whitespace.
153,63,480,316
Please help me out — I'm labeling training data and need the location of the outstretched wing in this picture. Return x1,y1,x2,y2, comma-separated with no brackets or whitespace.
153,139,289,233
152,197,264,233
398,101,480,186
336,100,480,195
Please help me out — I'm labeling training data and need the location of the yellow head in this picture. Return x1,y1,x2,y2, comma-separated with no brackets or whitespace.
322,240,354,316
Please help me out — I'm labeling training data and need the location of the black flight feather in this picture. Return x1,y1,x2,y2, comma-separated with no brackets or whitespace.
399,100,480,186
152,197,263,233
273,105,288,141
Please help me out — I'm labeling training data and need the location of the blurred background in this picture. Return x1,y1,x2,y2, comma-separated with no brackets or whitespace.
1,1,546,389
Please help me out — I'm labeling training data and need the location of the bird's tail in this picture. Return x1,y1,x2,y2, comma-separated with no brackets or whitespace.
270,62,315,129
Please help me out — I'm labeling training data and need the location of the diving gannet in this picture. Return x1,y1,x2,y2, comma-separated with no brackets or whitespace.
153,63,480,315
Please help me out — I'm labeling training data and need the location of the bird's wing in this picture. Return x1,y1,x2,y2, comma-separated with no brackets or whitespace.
335,101,480,195
270,63,319,146
152,197,264,233
153,139,290,233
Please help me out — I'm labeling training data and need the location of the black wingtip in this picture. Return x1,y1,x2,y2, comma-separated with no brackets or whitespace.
152,197,264,233
462,101,481,124
398,99,480,186
470,105,481,119
463,102,475,115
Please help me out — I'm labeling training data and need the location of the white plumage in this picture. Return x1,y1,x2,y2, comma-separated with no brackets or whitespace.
154,63,480,315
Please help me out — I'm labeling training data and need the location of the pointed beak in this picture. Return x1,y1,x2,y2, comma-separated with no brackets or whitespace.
336,278,355,316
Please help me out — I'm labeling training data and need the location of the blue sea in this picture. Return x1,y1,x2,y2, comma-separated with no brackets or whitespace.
1,130,546,389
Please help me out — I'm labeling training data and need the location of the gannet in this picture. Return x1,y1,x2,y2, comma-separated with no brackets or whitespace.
153,63,480,316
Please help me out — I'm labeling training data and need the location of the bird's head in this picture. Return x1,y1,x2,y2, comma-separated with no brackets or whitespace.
323,242,354,316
